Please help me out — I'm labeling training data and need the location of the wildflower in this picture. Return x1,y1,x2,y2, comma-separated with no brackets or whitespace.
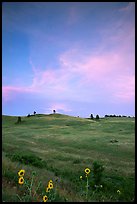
100,185,103,188
48,182,53,189
48,180,53,183
85,168,90,175
43,195,48,202
80,176,82,179
18,169,25,177
117,190,121,194
46,187,50,192
18,177,24,185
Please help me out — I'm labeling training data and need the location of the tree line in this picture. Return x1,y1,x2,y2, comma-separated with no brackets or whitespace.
90,114,99,119
90,114,132,119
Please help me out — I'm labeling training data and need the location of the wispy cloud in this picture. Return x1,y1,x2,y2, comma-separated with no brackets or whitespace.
48,102,72,113
2,85,38,102
111,75,135,102
2,2,135,115
59,49,134,103
29,59,70,94
3,39,135,104
118,2,135,12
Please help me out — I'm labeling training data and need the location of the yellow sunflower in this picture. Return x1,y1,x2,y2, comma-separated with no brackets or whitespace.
18,177,24,185
18,169,25,177
46,187,50,192
48,182,53,189
49,179,53,183
85,168,90,174
43,195,48,202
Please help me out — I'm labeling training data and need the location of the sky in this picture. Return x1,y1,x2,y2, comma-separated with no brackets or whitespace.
2,2,135,118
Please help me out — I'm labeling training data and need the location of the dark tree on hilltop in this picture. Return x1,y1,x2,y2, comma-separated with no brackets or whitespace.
96,114,100,119
17,116,21,123
90,114,94,119
34,111,36,115
53,110,56,114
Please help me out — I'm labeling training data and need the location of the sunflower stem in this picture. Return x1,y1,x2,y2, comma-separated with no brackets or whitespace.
16,194,22,201
29,174,34,197
86,175,89,201
33,181,42,197
24,179,31,193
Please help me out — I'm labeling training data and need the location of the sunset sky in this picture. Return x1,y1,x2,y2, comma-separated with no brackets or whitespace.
2,2,135,118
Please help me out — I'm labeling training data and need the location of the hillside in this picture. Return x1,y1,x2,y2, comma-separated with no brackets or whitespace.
2,114,135,202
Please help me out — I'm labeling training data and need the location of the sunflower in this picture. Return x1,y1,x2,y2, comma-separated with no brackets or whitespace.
117,190,121,194
48,182,53,189
49,180,53,183
18,169,25,177
43,195,48,202
18,177,24,185
46,187,50,192
85,168,90,174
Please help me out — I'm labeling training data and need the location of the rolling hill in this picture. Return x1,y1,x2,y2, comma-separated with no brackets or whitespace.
2,114,135,202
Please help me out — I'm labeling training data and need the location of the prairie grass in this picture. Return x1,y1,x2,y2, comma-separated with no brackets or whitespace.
2,114,135,202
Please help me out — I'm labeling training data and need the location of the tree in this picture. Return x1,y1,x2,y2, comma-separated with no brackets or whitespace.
34,111,36,115
96,114,99,119
17,116,21,123
53,110,56,114
90,114,94,119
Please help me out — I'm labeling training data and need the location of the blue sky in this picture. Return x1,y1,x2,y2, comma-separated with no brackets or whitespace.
2,2,135,117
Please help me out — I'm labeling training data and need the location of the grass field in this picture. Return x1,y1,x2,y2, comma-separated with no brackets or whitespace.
2,113,135,202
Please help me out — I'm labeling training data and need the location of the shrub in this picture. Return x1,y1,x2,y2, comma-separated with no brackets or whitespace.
6,153,47,168
92,161,104,185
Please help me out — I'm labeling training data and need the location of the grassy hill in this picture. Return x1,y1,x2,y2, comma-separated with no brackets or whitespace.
2,114,135,202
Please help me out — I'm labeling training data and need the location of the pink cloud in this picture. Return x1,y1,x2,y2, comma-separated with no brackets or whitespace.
30,67,70,94
2,58,72,103
48,102,72,113
58,7,135,103
110,75,135,103
29,56,83,96
3,42,134,105
3,7,135,105
24,26,136,106
59,48,131,82
2,85,39,102
2,86,11,102
58,43,135,103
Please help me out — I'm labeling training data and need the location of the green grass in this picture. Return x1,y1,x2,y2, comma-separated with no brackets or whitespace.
2,114,135,202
